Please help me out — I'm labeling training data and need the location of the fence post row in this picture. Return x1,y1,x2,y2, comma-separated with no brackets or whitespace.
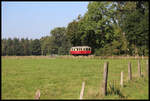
128,62,132,80
34,59,148,99
102,62,109,96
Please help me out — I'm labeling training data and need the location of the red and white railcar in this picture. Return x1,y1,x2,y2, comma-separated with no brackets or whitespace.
70,46,92,56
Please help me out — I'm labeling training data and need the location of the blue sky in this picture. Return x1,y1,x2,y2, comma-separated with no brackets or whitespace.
2,2,89,39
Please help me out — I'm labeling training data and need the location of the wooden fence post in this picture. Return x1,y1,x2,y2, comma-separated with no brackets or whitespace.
138,60,141,77
142,55,144,59
35,89,40,99
128,62,132,80
80,81,85,99
101,62,109,96
120,71,123,87
147,60,149,77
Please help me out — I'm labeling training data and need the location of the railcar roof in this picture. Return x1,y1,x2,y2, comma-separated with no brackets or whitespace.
71,46,91,48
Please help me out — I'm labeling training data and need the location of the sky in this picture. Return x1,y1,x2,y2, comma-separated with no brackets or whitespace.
2,1,89,39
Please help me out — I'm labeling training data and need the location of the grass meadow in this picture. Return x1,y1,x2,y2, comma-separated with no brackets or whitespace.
1,56,149,99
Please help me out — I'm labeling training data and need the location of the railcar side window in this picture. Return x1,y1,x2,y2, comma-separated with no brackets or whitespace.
71,47,91,51
86,48,90,51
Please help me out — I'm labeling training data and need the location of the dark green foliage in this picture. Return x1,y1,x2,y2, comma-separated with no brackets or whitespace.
40,36,52,55
1,39,7,56
1,38,41,56
31,39,41,55
50,27,72,55
6,38,14,55
121,1,149,56
66,20,81,46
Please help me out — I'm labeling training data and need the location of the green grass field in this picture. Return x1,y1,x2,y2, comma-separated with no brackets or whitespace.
2,56,149,99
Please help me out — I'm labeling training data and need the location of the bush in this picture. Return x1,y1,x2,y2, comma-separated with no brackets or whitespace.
94,44,113,56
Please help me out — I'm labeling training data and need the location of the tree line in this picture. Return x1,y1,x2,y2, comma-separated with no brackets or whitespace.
1,1,149,56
